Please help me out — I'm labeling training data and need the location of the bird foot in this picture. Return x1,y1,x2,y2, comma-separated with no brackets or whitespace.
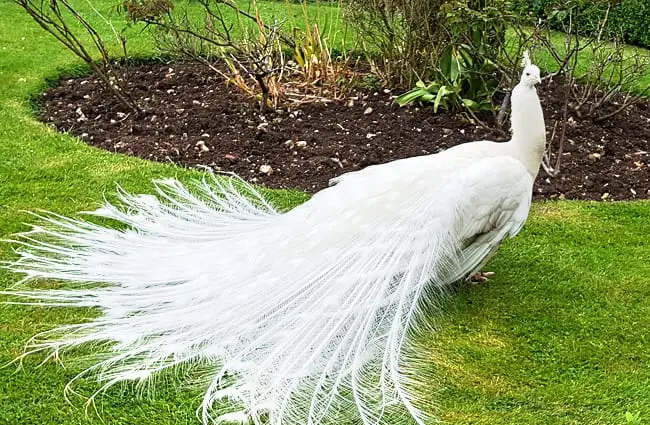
469,271,495,284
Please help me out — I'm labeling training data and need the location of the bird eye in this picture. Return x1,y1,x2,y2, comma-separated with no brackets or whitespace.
526,72,530,76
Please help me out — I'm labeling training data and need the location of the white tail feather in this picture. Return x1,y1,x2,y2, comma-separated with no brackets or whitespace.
3,172,478,425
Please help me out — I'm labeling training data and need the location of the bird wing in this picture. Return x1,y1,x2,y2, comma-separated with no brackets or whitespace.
322,151,533,284
446,155,534,282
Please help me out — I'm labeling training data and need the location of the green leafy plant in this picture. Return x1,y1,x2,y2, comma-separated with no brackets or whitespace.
393,0,528,122
395,80,450,112
394,44,494,113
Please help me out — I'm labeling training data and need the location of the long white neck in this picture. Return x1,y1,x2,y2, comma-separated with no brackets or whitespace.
509,83,546,178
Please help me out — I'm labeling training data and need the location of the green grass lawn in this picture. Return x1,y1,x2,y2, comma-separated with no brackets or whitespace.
1,1,649,424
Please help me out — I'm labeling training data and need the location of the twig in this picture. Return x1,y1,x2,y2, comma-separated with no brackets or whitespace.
15,0,140,113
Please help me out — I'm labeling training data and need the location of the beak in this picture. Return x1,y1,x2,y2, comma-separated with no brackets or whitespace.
534,76,542,85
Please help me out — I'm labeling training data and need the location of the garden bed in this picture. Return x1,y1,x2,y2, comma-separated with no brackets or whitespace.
40,62,650,201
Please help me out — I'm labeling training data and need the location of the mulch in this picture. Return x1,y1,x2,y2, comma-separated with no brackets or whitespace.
39,62,650,201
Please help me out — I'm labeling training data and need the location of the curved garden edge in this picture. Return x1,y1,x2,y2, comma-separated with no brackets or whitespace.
40,61,650,202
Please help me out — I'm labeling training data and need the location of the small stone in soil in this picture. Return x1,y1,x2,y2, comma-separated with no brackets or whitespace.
196,140,210,152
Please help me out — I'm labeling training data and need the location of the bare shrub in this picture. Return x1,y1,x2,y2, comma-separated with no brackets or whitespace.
345,0,446,86
532,3,650,177
126,0,353,110
16,0,141,113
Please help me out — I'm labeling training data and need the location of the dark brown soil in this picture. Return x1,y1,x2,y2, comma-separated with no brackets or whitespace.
40,62,650,200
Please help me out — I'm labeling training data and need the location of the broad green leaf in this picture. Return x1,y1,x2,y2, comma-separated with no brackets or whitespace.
440,46,452,78
395,89,428,106
450,54,460,83
462,98,479,111
434,85,451,113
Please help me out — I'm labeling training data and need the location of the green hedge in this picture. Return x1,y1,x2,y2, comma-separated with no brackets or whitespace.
610,0,650,48
511,0,650,48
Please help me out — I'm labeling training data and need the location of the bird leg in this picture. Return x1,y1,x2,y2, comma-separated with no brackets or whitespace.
469,271,495,284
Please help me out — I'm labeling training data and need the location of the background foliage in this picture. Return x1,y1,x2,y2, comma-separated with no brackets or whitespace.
512,0,650,48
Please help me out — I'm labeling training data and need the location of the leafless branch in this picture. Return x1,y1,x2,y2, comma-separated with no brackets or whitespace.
15,0,141,113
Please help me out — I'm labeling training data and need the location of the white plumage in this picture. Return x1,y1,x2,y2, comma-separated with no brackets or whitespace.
3,55,545,424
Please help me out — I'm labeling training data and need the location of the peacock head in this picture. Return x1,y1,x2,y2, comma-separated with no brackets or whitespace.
521,50,542,87
521,65,541,87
